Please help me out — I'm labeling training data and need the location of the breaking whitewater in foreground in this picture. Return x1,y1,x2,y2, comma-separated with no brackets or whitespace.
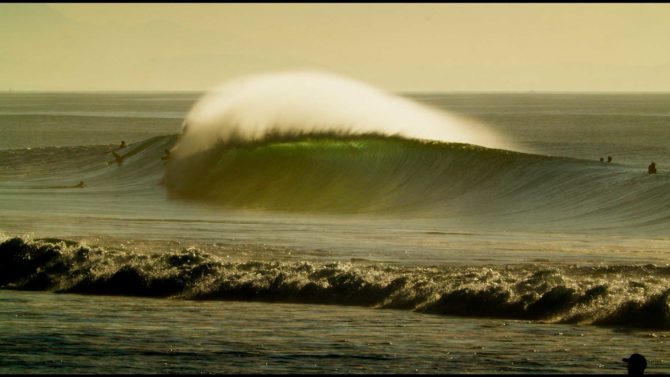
2,236,669,329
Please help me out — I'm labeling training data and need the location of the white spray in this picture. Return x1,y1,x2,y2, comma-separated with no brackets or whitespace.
173,70,511,158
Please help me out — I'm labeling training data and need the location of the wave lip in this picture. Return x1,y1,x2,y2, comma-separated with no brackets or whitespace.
2,236,669,329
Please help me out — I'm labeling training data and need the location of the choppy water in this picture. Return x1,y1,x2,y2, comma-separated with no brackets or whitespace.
1,91,669,373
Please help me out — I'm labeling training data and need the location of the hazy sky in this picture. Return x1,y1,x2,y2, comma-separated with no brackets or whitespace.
2,3,670,92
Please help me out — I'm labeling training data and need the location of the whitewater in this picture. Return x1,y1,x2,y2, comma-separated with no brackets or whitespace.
1,74,670,373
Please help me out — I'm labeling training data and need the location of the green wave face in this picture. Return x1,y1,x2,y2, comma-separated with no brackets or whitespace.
163,133,670,230
163,135,547,214
2,132,668,229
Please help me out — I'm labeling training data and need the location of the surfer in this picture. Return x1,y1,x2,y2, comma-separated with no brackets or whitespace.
73,180,86,188
607,156,612,163
599,157,604,162
622,353,646,375
115,140,126,150
648,162,657,174
111,150,125,166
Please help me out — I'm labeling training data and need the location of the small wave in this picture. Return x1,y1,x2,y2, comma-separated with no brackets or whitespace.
0,135,177,189
2,237,669,329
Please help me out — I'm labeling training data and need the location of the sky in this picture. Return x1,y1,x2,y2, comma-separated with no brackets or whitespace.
2,3,670,92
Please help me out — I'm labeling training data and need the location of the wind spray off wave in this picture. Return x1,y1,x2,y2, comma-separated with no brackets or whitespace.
172,70,510,158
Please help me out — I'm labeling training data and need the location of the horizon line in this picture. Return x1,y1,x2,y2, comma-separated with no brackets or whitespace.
3,89,670,95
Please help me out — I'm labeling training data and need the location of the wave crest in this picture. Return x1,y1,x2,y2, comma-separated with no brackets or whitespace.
173,70,510,158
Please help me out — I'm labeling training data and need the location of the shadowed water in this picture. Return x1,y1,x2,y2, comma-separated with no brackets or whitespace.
1,290,667,374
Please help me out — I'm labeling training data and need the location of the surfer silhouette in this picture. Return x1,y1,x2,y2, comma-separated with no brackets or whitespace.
607,156,612,163
648,162,657,174
108,140,127,165
623,353,647,375
111,150,126,166
73,180,86,188
599,157,604,162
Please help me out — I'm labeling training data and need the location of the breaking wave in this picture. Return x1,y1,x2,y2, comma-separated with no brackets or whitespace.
172,70,511,158
163,134,670,230
2,236,669,329
2,131,668,230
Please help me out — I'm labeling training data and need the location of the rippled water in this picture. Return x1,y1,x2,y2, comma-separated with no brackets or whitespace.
1,290,667,374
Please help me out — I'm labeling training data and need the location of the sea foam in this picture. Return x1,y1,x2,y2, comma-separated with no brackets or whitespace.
2,236,669,329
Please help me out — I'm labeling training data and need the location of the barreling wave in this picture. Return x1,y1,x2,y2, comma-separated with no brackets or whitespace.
164,134,534,213
2,236,669,329
163,133,670,230
161,71,668,229
2,131,668,230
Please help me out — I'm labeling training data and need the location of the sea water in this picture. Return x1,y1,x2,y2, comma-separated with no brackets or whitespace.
1,91,669,374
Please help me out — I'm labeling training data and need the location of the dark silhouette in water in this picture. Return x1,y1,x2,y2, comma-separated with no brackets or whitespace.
72,180,85,188
111,150,126,166
108,141,127,166
600,157,604,162
623,353,647,375
648,162,657,174
607,156,612,163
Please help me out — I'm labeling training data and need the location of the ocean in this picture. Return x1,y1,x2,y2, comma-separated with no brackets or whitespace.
1,91,669,374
